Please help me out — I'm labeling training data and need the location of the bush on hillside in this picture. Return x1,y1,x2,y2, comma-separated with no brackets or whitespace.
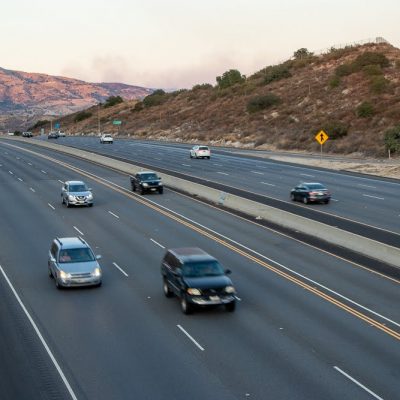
192,83,213,91
75,111,92,122
293,48,313,59
335,63,354,77
353,52,389,69
263,65,292,85
369,76,389,94
104,96,123,108
132,101,144,112
143,89,166,107
247,94,281,113
216,69,245,89
362,64,382,76
13,130,22,136
29,119,49,130
329,76,341,88
384,125,400,154
321,121,348,139
356,101,374,118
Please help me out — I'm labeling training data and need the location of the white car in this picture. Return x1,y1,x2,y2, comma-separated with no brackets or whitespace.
190,145,211,159
100,134,113,144
58,131,66,137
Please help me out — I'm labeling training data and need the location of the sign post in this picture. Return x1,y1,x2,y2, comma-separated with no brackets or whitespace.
113,120,122,135
315,130,329,161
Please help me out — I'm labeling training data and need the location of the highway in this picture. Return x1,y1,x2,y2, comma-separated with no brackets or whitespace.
0,140,399,399
40,136,400,241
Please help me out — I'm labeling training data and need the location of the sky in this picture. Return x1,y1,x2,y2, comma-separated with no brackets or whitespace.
1,0,400,89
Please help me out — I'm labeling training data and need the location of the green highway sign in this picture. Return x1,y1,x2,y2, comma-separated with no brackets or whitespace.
113,120,122,125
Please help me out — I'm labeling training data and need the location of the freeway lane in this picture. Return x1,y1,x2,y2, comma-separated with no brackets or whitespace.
0,142,399,399
45,136,400,237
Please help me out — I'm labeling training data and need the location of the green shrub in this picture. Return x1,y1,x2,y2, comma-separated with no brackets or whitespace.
362,64,382,76
216,69,245,89
321,121,348,139
143,90,166,107
384,125,400,153
75,111,92,122
104,96,123,108
356,101,374,118
263,65,292,85
353,52,389,69
192,83,213,91
369,76,389,94
132,101,144,112
329,76,341,88
396,60,400,69
247,94,281,113
335,63,354,77
293,48,313,59
13,130,22,136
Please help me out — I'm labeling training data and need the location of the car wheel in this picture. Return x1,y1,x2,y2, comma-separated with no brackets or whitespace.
158,187,163,194
140,187,145,195
324,199,330,204
180,295,193,314
190,153,193,159
225,301,236,312
88,203,93,207
48,267,53,278
55,277,62,289
163,279,173,298
303,196,308,204
131,183,136,192
61,196,65,205
66,199,70,208
207,156,210,159
96,281,102,288
290,193,295,201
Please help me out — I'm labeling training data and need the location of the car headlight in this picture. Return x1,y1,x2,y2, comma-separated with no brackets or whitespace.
187,288,201,295
59,270,71,280
87,193,93,200
92,267,101,277
224,286,235,294
68,195,75,200
158,182,163,186
142,183,149,187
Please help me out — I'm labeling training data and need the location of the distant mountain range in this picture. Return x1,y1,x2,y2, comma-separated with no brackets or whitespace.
0,67,152,130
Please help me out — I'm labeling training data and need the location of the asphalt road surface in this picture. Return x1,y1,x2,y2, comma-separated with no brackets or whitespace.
0,140,399,399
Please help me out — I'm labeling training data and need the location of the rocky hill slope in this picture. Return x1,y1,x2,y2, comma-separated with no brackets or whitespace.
0,67,152,130
35,40,400,157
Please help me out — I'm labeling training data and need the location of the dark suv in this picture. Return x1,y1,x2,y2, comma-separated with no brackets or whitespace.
130,171,163,195
161,247,236,314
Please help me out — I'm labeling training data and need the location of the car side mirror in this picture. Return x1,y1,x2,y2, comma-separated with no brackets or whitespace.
88,188,92,191
49,256,56,262
96,255,102,260
225,269,232,275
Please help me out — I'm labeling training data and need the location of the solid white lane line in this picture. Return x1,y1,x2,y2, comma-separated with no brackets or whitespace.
8,170,13,174
182,164,191,167
334,367,383,400
261,182,276,186
217,172,229,176
17,178,23,182
0,264,78,400
213,163,222,166
16,157,20,159
58,180,64,184
358,184,377,189
363,194,384,200
234,295,242,301
73,226,84,235
0,164,2,167
41,170,47,174
300,173,315,178
108,211,120,219
150,238,165,249
330,198,339,202
251,171,264,175
30,187,35,192
177,325,205,351
28,162,32,166
112,262,129,277
47,203,55,210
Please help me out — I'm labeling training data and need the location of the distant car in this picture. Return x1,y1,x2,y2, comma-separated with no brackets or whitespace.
7,132,14,136
48,131,59,139
290,182,331,204
61,180,94,207
190,145,211,159
22,131,33,137
58,131,66,137
100,134,113,144
161,247,236,314
130,171,163,194
48,237,102,289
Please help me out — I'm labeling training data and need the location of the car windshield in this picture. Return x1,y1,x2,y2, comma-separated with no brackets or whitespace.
141,173,158,181
182,261,224,277
199,146,209,151
69,184,87,192
59,248,95,263
307,184,326,190
104,135,112,138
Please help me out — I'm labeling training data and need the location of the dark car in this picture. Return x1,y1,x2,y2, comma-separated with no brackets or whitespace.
130,171,163,195
48,131,59,139
290,182,331,204
22,131,33,137
161,247,236,314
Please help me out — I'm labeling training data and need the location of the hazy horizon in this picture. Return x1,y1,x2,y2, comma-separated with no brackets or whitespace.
2,0,399,89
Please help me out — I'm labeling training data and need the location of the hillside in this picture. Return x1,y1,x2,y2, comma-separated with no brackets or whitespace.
0,67,152,130
37,39,400,157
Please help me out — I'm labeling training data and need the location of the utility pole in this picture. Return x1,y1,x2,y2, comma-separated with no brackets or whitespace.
97,104,101,135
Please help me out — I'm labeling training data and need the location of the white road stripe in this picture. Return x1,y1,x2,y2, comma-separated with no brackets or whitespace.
47,203,55,210
358,184,377,189
261,182,276,186
73,226,84,235
108,211,120,219
213,163,222,166
150,238,165,249
0,264,78,400
41,170,47,174
334,367,383,400
182,164,191,167
28,162,32,166
363,194,384,200
16,157,20,160
251,171,264,175
30,187,35,192
177,325,205,351
8,170,13,174
234,295,242,301
0,164,2,167
112,262,129,277
17,178,23,182
330,198,339,202
300,173,315,178
58,180,64,184
217,172,229,176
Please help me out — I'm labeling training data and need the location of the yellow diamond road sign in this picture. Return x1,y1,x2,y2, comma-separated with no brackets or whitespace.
315,130,329,145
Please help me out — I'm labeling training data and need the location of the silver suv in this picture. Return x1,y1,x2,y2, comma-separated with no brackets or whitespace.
48,237,102,288
61,180,93,207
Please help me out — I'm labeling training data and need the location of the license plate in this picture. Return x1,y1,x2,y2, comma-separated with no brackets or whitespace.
209,295,220,301
151,188,156,191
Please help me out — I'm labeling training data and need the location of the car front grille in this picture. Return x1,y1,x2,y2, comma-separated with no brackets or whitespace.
70,272,92,279
201,287,225,296
76,196,86,201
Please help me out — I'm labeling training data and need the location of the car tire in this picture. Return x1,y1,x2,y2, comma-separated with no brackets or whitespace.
66,199,70,208
48,267,53,278
55,277,62,289
61,196,65,205
324,199,330,204
190,154,193,159
96,281,102,288
303,196,308,204
140,187,145,195
131,183,136,192
180,295,193,314
163,279,173,298
88,203,93,207
290,193,295,201
225,301,236,312
207,156,210,159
